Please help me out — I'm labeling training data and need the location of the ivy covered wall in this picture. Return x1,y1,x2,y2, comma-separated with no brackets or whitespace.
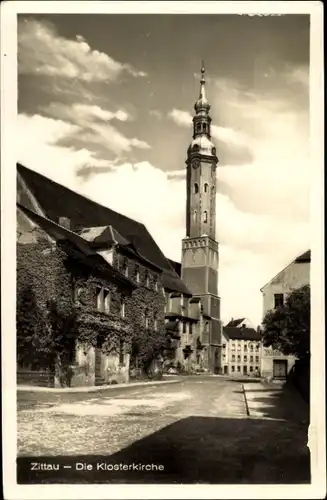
17,220,168,387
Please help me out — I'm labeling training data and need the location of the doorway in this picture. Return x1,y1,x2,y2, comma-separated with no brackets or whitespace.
273,359,287,379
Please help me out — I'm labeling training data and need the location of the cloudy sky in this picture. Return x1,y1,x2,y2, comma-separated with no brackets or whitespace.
17,13,310,326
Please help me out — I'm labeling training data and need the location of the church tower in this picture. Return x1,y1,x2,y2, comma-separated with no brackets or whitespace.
181,64,221,372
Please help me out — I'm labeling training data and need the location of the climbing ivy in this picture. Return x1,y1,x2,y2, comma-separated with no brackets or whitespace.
17,235,167,378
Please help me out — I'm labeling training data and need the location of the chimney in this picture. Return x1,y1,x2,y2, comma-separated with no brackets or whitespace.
59,216,70,230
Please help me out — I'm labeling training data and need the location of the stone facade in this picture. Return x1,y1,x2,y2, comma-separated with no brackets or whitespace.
260,251,310,380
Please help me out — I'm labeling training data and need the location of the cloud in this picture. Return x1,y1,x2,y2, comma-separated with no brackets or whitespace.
17,56,310,326
41,103,150,157
17,113,114,187
43,102,132,124
17,112,309,325
168,109,192,128
18,18,147,82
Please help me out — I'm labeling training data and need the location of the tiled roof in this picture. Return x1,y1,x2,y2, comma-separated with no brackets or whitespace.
168,259,182,277
17,163,191,295
17,204,135,288
226,318,245,327
223,326,261,341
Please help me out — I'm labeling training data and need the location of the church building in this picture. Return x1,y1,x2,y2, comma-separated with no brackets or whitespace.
16,65,222,387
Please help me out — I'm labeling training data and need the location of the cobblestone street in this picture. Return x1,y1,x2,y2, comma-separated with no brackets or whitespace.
17,376,310,484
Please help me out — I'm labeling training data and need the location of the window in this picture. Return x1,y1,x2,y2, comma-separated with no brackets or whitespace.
274,293,284,308
244,366,247,373
135,270,140,283
144,308,149,329
120,297,125,318
250,356,253,363
189,323,193,335
203,123,207,133
255,356,259,362
244,355,247,362
232,355,235,362
231,365,235,372
145,273,150,288
194,183,199,194
223,344,226,350
119,339,124,365
203,210,208,223
183,322,187,334
255,344,260,351
250,366,253,372
244,344,248,352
237,366,241,372
237,344,241,351
250,344,254,352
196,123,201,133
231,343,235,351
193,210,197,222
237,355,241,362
204,183,208,193
104,289,110,313
154,281,158,291
255,366,259,371
96,287,104,312
205,321,209,332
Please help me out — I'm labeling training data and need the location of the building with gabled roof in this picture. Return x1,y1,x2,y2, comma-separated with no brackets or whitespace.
16,65,223,382
260,249,310,381
225,317,255,329
221,325,262,376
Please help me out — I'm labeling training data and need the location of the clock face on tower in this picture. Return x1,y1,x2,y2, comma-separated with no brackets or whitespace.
192,159,200,169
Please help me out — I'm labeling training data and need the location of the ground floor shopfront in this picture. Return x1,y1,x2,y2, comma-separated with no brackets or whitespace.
261,347,296,381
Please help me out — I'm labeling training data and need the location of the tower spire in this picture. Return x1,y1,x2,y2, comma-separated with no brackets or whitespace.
199,60,206,100
194,61,210,115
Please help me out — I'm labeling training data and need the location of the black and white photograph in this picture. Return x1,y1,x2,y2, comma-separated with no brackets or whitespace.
1,1,325,499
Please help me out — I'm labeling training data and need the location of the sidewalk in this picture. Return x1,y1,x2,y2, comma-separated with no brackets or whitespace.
17,377,181,393
243,381,309,424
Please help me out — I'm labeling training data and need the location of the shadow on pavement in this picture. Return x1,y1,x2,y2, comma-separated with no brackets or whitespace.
247,382,309,424
17,415,310,485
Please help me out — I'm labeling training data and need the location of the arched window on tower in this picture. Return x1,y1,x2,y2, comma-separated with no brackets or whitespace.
193,210,197,222
203,123,207,133
196,123,201,133
204,183,208,193
203,211,208,223
194,183,199,194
